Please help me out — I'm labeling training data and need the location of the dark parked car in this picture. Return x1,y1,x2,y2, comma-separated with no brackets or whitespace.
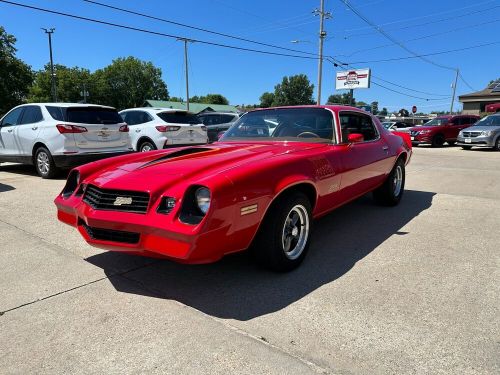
409,115,480,147
197,112,240,142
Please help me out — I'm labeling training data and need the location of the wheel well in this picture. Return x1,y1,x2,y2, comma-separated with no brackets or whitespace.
273,183,317,211
137,137,155,150
32,142,48,162
397,152,407,163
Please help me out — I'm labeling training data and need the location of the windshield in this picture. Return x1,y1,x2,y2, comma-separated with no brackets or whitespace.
157,111,201,125
221,108,334,143
382,122,395,129
473,115,500,126
424,118,449,126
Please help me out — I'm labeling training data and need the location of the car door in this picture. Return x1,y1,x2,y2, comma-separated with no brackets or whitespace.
0,106,25,159
16,105,43,156
336,111,390,199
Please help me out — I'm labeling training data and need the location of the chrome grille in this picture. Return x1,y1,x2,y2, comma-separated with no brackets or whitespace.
410,130,419,136
462,131,481,138
83,185,150,213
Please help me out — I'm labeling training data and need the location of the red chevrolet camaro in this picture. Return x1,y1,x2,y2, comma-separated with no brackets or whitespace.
55,105,412,271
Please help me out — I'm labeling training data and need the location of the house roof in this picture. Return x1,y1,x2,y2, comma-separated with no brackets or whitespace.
144,100,239,114
459,81,500,102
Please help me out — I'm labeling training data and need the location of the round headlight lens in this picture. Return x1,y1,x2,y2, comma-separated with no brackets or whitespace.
195,187,211,214
481,130,492,136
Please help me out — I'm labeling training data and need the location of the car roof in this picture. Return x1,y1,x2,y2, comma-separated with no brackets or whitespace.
119,107,189,114
16,103,116,109
250,104,370,114
198,111,239,115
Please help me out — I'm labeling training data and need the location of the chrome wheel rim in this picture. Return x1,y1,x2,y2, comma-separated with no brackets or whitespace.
37,152,50,175
282,204,309,260
393,165,403,197
141,144,153,152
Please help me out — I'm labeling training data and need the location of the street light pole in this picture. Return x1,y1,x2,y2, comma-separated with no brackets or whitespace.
42,28,57,102
178,38,193,112
450,68,459,114
313,1,331,105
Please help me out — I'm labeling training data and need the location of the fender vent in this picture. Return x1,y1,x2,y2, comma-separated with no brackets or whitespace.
141,147,213,168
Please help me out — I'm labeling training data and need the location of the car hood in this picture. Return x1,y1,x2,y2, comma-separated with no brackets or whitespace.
462,125,500,132
85,142,328,191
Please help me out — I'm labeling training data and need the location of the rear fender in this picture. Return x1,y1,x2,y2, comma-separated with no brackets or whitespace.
393,131,412,150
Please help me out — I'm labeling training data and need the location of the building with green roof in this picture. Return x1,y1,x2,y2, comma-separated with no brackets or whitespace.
144,100,239,114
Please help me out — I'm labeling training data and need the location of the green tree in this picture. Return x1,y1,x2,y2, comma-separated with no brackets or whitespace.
0,26,33,116
488,78,500,85
398,108,410,117
272,74,314,106
379,107,388,116
259,91,275,107
326,93,354,105
356,101,368,107
370,101,379,115
92,56,168,110
197,94,229,105
29,64,91,103
169,96,184,102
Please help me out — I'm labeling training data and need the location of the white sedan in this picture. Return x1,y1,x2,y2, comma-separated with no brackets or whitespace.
119,108,208,152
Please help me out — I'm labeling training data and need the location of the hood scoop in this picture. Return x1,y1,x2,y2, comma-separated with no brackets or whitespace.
140,147,214,168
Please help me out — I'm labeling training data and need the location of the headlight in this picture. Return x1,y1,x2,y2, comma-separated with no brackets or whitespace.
458,131,463,137
195,187,211,214
62,170,80,199
481,130,492,136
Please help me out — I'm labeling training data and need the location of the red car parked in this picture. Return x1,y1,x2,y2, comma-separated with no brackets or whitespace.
55,106,411,271
409,115,479,147
486,103,500,113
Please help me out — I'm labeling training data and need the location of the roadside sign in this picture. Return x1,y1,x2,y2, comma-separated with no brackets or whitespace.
412,105,417,114
336,68,371,90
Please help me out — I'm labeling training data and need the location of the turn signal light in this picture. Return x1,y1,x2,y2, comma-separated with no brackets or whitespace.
119,124,129,132
56,124,88,133
156,125,181,132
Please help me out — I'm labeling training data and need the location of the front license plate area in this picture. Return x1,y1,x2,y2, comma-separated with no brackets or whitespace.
465,139,472,143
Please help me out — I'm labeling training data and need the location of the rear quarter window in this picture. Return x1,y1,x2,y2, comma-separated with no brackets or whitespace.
66,107,123,124
157,112,200,124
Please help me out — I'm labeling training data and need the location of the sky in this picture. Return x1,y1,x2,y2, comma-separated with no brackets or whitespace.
1,0,499,112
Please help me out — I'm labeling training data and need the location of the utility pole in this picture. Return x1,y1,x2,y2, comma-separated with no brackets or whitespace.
178,38,193,112
450,68,459,114
42,28,57,102
313,0,331,105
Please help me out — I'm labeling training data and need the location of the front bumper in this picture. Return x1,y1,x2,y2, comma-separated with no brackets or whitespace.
456,135,495,148
53,151,132,168
54,194,233,264
410,134,433,145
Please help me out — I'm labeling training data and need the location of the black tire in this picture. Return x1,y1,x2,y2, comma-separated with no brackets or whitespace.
431,134,445,147
495,138,500,151
373,158,405,206
447,141,456,146
34,146,58,179
138,140,157,152
251,191,312,272
461,146,472,150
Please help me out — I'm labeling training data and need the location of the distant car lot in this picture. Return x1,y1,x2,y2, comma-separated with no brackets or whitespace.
0,145,498,374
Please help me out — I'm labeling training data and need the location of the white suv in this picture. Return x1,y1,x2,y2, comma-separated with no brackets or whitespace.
0,103,132,178
119,108,208,151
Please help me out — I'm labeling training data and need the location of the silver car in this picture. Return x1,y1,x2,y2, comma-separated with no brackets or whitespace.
457,114,500,150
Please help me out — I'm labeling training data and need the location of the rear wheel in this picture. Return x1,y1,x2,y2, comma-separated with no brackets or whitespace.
139,140,157,152
373,158,405,206
432,134,445,147
495,138,500,151
252,192,312,272
34,146,58,179
461,146,472,150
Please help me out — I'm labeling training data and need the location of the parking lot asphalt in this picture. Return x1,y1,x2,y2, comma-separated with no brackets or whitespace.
0,146,499,374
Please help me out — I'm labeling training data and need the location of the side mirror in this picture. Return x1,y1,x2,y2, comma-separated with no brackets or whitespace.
217,131,226,140
347,133,364,143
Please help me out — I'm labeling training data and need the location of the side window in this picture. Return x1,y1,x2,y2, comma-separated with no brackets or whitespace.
206,115,221,125
221,114,236,123
120,112,128,123
197,116,206,124
138,111,153,124
124,111,138,125
19,106,43,124
339,112,378,142
46,106,65,121
1,107,24,126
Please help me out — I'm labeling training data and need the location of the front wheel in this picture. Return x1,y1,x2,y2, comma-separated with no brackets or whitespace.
252,192,312,272
373,158,405,206
34,147,58,179
432,134,445,147
495,138,500,151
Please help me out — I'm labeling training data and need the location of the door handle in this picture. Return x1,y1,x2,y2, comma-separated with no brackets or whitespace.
135,129,141,132
7,129,13,133
32,127,38,130
382,146,389,151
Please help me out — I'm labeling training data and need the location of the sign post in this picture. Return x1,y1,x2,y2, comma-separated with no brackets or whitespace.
412,105,417,125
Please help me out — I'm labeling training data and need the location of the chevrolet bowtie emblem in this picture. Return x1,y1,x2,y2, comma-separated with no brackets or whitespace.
114,197,133,206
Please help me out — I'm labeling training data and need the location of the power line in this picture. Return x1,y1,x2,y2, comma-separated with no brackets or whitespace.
0,0,320,60
339,0,456,71
458,72,476,92
341,4,500,39
83,0,319,57
346,41,500,64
